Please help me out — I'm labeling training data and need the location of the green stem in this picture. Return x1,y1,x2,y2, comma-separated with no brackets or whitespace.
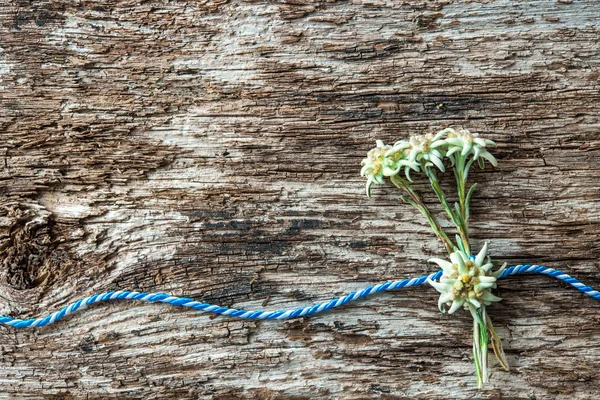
425,168,458,224
425,168,470,253
391,175,455,255
469,304,489,389
481,306,489,385
473,317,483,389
452,155,472,254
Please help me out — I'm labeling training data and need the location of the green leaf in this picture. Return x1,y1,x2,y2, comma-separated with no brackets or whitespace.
454,202,462,221
486,314,510,371
455,234,466,253
452,163,461,183
465,183,477,219
473,339,483,388
400,196,419,210
471,311,488,389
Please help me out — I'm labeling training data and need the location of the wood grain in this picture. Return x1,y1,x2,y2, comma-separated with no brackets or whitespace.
1,1,599,399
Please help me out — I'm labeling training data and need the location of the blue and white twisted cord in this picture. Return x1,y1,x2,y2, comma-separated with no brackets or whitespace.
1,265,599,329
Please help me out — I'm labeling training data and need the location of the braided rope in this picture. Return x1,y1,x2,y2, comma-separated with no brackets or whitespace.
1,265,598,329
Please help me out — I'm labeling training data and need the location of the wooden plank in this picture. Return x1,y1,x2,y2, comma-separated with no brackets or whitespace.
1,0,599,398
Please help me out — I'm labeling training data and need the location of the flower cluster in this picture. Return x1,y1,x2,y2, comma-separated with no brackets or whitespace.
360,140,391,197
428,243,506,314
360,128,497,196
445,128,498,168
386,130,447,181
359,127,504,388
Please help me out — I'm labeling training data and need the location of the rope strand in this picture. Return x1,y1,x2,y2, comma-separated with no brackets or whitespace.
1,265,598,329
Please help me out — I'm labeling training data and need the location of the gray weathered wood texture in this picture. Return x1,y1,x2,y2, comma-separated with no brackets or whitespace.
1,0,599,399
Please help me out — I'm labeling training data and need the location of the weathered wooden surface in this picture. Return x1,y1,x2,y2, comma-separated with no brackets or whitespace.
1,0,599,398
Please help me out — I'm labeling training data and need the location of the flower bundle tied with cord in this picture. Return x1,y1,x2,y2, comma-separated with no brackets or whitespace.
361,127,508,388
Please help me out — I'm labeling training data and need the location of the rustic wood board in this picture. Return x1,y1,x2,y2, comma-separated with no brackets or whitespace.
1,1,599,399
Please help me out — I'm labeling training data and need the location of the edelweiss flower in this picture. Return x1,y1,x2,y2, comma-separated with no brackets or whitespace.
427,243,505,314
384,131,446,181
361,140,392,197
444,128,498,167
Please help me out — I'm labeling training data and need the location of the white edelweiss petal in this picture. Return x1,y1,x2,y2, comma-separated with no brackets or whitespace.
473,145,481,160
438,293,454,312
480,292,502,303
484,139,496,146
461,142,472,156
360,164,371,176
431,149,442,158
481,262,494,272
457,256,468,275
409,161,421,172
408,146,419,162
479,149,498,167
450,251,460,264
428,279,452,294
473,138,487,147
468,298,481,309
446,146,460,157
446,138,463,147
443,278,458,286
491,262,507,278
447,299,465,314
376,139,385,148
431,140,446,149
365,178,374,197
449,251,460,265
439,292,454,304
431,129,446,141
475,242,488,267
437,298,446,312
404,166,413,181
428,257,454,273
383,148,396,158
374,174,385,184
430,154,445,172
440,127,457,136
392,140,410,149
450,252,467,274
382,164,401,177
478,276,497,283
476,282,495,289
